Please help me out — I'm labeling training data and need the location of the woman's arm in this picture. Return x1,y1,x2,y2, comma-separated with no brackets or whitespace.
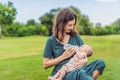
43,47,76,69
43,55,65,69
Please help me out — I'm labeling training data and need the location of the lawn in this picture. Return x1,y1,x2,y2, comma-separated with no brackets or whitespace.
0,35,120,80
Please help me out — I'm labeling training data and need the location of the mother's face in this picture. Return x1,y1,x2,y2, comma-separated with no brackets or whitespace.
64,19,76,34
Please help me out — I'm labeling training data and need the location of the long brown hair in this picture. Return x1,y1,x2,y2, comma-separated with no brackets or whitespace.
53,8,78,42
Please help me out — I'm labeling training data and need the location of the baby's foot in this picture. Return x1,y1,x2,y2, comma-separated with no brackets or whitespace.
48,76,52,80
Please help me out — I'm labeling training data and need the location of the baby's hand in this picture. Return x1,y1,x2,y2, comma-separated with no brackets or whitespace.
48,76,58,80
76,52,86,59
48,76,53,80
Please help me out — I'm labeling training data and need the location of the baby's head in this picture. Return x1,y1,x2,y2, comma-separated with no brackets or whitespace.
79,44,93,57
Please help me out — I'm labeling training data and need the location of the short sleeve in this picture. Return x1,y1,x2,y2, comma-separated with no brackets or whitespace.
43,37,53,58
76,34,84,46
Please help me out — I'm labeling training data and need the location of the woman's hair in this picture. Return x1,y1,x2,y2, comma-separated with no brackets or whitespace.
53,8,78,42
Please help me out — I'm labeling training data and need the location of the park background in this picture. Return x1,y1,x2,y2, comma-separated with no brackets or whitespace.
0,0,120,80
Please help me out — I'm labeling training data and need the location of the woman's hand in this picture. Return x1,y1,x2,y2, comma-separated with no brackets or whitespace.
62,47,76,59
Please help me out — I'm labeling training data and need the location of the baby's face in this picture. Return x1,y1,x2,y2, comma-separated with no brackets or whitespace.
79,46,88,53
79,45,92,57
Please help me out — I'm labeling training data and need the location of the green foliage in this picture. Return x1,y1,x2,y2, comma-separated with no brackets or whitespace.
40,25,49,36
112,18,120,34
2,22,49,37
3,22,20,36
26,19,36,26
0,1,17,25
17,25,35,36
79,15,92,35
1,4,120,37
34,24,42,35
0,1,17,38
39,8,59,35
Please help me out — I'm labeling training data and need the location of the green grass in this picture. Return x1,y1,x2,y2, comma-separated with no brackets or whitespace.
0,35,120,80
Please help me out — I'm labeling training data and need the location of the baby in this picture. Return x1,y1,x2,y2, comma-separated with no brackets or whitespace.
48,44,93,80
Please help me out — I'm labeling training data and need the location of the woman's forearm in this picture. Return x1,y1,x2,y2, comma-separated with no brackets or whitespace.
43,55,66,69
43,48,75,69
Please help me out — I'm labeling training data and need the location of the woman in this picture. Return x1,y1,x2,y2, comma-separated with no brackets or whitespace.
43,8,105,80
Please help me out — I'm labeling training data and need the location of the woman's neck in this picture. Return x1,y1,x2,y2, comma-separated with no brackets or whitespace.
61,34,70,44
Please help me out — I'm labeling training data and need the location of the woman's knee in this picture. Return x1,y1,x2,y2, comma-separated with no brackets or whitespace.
96,59,106,68
95,59,106,75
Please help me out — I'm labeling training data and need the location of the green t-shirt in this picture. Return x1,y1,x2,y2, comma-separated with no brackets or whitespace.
43,34,84,75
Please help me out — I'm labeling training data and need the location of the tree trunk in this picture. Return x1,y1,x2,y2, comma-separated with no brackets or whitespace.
0,25,2,39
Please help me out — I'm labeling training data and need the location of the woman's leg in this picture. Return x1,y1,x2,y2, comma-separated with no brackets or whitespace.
77,69,93,80
63,68,93,80
83,59,106,80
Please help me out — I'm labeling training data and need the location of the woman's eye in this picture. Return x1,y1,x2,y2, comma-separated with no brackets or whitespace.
68,24,72,26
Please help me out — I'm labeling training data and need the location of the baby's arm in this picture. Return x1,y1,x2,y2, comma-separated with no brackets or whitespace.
72,52,88,70
76,52,86,59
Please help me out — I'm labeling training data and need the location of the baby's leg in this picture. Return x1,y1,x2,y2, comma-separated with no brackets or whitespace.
48,70,61,80
48,66,67,80
48,76,52,80
53,70,61,79
56,66,68,80
49,66,68,80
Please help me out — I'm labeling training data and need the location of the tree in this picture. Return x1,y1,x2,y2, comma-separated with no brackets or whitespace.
39,8,60,36
112,18,120,34
80,15,92,35
26,19,36,26
0,25,1,37
95,23,102,28
70,6,92,35
0,1,17,38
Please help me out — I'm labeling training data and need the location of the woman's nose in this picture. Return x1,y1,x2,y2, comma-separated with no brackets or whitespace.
70,25,74,29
